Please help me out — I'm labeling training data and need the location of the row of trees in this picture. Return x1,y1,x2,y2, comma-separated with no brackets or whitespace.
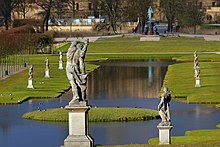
0,32,39,78
0,0,205,33
160,0,204,34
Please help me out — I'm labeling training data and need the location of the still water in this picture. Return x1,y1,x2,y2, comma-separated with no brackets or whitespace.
0,59,220,147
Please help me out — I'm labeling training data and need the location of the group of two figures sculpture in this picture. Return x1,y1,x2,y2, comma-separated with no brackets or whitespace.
158,86,172,126
66,38,89,106
194,51,201,87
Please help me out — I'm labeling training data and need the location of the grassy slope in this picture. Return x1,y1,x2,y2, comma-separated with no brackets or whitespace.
0,55,99,104
163,62,220,103
22,107,159,122
1,36,220,104
148,129,220,146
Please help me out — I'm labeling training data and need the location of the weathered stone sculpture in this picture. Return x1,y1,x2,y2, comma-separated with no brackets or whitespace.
62,38,93,147
45,57,50,78
27,65,34,88
157,86,173,145
59,51,63,69
194,51,201,87
158,87,172,126
66,39,89,106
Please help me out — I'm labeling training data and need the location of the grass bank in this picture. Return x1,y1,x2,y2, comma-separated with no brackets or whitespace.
163,61,220,103
0,54,99,104
22,107,159,122
148,128,220,146
1,36,220,104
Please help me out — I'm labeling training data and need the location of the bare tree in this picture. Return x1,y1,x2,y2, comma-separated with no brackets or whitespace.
185,0,204,34
93,0,124,34
53,0,69,19
67,0,76,19
160,0,183,32
35,0,53,32
123,0,152,33
0,0,19,30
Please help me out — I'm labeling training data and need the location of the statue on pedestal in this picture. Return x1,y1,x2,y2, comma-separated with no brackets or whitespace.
66,39,89,106
27,65,34,89
29,65,33,80
59,51,63,61
45,57,50,78
59,51,64,69
158,87,172,126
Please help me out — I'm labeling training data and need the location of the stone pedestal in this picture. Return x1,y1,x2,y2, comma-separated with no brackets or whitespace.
45,69,50,78
157,125,173,145
59,61,63,69
27,79,34,89
62,105,93,147
195,78,200,87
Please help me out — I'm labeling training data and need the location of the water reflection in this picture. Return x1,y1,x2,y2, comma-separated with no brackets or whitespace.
87,59,175,99
0,59,220,147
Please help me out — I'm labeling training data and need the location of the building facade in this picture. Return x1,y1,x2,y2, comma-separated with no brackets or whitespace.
12,0,220,23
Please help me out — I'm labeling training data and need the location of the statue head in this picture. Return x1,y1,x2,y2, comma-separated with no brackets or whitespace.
76,43,82,49
163,86,168,92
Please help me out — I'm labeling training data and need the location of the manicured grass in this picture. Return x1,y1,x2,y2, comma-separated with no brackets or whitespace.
22,107,159,122
87,37,220,54
53,36,220,54
148,129,220,146
0,55,99,104
163,61,220,103
53,42,71,53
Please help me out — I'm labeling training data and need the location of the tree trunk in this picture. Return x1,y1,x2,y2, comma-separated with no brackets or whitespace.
193,25,197,34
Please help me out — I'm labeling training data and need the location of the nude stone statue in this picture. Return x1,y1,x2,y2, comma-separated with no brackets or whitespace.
66,39,89,106
29,65,33,80
45,57,49,70
158,87,172,126
59,51,63,61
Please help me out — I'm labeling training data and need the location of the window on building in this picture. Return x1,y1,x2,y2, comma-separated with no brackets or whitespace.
75,3,79,10
88,3,92,10
212,2,216,7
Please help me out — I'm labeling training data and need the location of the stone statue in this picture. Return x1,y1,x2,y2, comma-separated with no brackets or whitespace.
45,57,49,70
29,65,33,80
158,87,172,126
148,6,153,22
66,39,89,106
59,51,63,61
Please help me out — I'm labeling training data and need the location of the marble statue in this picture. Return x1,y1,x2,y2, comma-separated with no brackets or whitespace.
29,65,33,80
45,57,49,70
27,65,34,88
45,57,50,78
158,87,172,126
66,39,89,106
59,51,63,61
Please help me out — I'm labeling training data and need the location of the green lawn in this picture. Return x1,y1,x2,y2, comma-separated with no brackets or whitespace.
163,62,220,103
22,107,159,122
0,55,99,104
1,36,220,104
148,128,220,146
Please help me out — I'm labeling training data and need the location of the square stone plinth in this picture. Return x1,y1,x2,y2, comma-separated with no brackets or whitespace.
195,79,200,87
63,135,93,147
61,105,93,147
157,125,173,145
27,79,34,89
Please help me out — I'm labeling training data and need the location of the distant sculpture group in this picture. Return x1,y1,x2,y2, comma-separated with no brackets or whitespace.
194,51,201,87
27,65,34,89
66,38,89,106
